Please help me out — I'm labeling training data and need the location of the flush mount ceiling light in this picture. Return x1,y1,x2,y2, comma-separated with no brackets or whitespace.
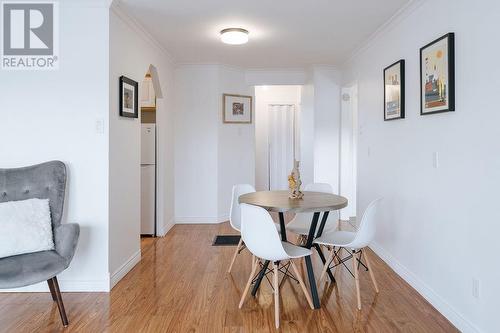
220,28,249,45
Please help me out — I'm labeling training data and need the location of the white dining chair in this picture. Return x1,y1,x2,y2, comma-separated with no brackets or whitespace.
227,184,256,273
228,184,282,273
238,203,314,329
313,198,382,310
287,183,339,244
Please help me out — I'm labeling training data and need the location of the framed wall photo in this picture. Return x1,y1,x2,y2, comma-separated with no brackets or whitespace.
119,76,139,118
420,33,455,115
384,59,405,121
223,94,252,124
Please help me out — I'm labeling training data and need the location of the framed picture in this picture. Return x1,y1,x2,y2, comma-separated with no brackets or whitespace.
119,76,139,118
384,59,405,121
223,94,252,123
420,33,455,115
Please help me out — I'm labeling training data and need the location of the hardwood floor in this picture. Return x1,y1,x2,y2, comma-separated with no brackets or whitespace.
0,222,457,332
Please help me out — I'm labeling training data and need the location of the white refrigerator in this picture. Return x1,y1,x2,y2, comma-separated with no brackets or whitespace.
141,124,156,235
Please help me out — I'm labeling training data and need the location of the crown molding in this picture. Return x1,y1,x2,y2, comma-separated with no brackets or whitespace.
342,0,427,68
174,62,246,71
60,0,112,8
110,1,175,64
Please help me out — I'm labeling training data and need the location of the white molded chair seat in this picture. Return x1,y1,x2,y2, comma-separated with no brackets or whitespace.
239,203,314,328
314,230,356,248
281,242,312,258
227,184,255,273
286,183,339,239
227,184,281,273
313,198,382,311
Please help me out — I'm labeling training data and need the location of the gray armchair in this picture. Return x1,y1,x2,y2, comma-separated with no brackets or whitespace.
0,161,79,326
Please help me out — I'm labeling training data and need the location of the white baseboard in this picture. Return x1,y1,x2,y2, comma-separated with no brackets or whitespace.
0,276,110,292
110,249,141,290
157,217,174,236
175,215,228,224
370,241,481,333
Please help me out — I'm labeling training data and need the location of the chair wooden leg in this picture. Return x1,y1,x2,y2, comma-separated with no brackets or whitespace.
228,238,243,273
50,277,69,326
333,247,340,279
362,249,379,293
352,251,362,310
47,278,57,301
291,260,314,309
239,257,259,309
273,263,280,329
319,247,335,283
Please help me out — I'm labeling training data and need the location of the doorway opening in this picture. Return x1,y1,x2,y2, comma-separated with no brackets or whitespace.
254,85,302,191
140,65,163,237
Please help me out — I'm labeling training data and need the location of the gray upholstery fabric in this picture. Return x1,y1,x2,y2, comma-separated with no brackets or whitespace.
0,251,67,288
0,161,79,289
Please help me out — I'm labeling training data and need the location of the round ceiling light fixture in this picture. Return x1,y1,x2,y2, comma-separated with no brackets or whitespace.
220,28,249,45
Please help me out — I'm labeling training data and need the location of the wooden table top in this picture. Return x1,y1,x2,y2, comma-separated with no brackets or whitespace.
239,190,348,213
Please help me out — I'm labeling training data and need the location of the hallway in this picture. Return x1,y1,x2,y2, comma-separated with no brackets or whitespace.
0,223,456,332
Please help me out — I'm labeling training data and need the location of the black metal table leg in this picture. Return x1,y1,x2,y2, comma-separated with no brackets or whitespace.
316,211,329,238
278,212,287,242
304,255,320,309
304,212,321,309
251,260,270,296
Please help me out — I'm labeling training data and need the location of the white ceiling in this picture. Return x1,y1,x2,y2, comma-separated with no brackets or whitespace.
118,0,410,68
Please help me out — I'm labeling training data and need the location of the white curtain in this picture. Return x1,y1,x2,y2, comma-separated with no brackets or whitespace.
268,104,296,190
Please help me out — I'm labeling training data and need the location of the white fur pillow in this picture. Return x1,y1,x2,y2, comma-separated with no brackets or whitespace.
0,198,55,258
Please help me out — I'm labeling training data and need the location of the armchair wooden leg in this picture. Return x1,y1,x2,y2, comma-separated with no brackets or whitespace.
47,278,57,301
50,277,69,327
228,238,243,273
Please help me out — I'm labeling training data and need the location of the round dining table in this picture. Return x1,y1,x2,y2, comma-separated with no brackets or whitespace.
239,190,348,309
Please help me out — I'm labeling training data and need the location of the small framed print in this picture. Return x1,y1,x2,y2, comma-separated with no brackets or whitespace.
223,94,252,124
420,33,455,115
119,76,139,118
384,59,405,121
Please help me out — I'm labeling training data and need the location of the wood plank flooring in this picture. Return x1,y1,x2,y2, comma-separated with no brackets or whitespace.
0,222,458,332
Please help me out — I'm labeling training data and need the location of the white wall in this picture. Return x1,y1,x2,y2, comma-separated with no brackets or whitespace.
217,66,255,219
311,67,342,192
245,69,306,86
299,82,315,186
109,4,175,287
342,0,500,332
174,64,254,223
255,85,302,190
0,2,110,291
174,65,219,223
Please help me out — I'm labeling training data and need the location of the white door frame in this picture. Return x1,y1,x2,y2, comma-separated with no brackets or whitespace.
339,83,358,220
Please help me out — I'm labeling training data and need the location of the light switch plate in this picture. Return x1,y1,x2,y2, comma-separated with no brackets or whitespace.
95,118,104,135
433,152,439,168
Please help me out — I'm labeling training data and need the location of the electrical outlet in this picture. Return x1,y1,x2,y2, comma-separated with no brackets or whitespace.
472,278,480,298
